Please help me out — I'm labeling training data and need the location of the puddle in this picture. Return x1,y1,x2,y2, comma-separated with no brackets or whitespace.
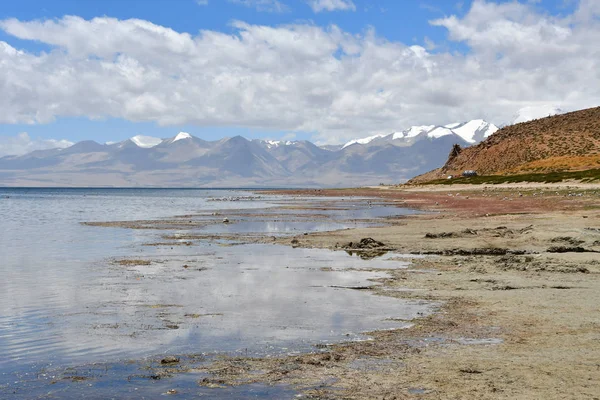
199,220,368,235
172,201,419,236
228,201,420,220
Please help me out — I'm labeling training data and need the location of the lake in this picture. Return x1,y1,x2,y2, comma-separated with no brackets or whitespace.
0,188,429,398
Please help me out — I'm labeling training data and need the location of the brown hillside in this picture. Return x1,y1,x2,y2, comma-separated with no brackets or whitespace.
411,106,600,182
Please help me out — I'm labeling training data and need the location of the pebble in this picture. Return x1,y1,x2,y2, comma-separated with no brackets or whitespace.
161,356,180,365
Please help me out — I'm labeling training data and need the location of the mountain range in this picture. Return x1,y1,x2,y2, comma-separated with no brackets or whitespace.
0,120,501,187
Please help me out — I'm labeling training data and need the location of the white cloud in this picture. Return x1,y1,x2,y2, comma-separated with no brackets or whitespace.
228,0,289,13
196,0,209,5
0,133,73,157
0,0,599,144
307,0,356,13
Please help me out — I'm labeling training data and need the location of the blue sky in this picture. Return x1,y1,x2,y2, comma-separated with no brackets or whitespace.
0,1,465,48
0,0,595,154
0,0,467,144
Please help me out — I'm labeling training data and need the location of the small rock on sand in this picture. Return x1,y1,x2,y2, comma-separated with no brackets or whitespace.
161,356,180,365
344,238,386,249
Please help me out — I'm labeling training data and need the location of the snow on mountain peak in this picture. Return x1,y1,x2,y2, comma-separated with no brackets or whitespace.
342,134,387,149
513,105,563,124
130,135,163,148
405,125,436,138
262,140,296,149
390,125,436,140
451,119,498,143
344,119,499,148
173,132,192,142
444,122,461,129
427,127,454,139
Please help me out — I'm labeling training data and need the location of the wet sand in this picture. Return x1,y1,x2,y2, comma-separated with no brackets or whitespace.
232,185,599,399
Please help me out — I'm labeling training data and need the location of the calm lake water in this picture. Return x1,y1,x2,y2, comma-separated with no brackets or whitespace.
0,188,429,398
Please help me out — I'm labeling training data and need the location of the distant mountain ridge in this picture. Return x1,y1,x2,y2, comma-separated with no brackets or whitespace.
343,120,498,149
410,106,600,183
0,119,498,187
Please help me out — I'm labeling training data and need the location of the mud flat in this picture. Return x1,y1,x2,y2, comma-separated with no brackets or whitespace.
247,184,600,399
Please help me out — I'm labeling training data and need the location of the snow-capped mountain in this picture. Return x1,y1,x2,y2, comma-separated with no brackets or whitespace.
0,129,478,187
513,105,563,124
449,120,499,143
163,132,193,145
258,140,302,149
129,135,163,148
342,134,388,149
391,125,436,140
0,119,502,188
342,119,499,148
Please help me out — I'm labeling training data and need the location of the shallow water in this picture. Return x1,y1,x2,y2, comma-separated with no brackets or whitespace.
0,188,427,397
1,244,427,371
200,219,363,234
194,200,409,235
228,200,420,220
10,361,297,400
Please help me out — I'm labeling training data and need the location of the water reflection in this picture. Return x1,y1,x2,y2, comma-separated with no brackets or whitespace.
1,245,426,373
345,249,390,260
200,220,365,234
0,188,427,398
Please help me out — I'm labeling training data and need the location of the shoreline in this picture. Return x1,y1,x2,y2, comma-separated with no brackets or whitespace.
235,184,600,399
102,184,597,398
6,185,599,398
77,185,600,398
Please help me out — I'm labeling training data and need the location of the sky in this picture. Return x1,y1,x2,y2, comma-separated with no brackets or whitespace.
0,0,598,156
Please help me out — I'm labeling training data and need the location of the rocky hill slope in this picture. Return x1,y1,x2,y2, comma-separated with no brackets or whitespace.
411,107,600,183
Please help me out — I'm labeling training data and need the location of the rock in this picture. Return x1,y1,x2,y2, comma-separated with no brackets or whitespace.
222,217,229,223
547,246,590,253
425,228,477,239
550,237,585,246
161,356,180,365
415,248,527,256
425,232,455,239
344,238,386,249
